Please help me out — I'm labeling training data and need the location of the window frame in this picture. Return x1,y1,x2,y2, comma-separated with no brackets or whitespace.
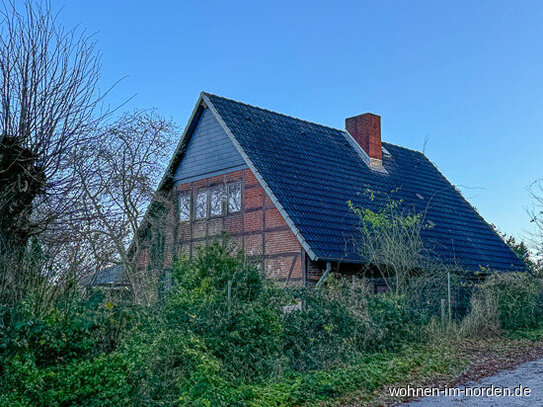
178,192,192,222
227,183,242,214
209,186,224,218
194,189,209,220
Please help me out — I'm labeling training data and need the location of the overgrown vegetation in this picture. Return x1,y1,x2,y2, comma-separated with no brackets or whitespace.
348,194,469,321
0,2,542,405
1,168,541,406
348,194,430,295
462,272,543,336
1,240,542,406
2,189,541,406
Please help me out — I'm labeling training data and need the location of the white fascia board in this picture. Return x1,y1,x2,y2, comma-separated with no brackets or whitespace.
202,92,319,261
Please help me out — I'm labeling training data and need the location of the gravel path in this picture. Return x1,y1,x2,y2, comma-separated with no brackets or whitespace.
400,358,543,406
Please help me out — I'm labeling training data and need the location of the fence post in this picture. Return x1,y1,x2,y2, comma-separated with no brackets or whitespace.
441,298,446,325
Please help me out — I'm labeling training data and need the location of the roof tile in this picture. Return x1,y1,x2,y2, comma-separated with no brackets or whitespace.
206,93,525,272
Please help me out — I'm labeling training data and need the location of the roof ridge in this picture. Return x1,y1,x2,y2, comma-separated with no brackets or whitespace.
203,93,428,160
382,141,425,156
202,91,346,134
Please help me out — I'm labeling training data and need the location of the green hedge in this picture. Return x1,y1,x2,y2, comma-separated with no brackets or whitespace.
2,242,541,406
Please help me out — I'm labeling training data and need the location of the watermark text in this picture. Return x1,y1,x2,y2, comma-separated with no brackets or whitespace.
389,384,532,398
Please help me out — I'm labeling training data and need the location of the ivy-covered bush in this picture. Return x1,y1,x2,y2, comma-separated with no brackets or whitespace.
167,242,287,380
0,291,135,369
1,353,133,407
283,276,416,371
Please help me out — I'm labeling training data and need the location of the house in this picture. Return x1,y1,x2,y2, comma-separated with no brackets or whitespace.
134,92,525,287
80,265,129,291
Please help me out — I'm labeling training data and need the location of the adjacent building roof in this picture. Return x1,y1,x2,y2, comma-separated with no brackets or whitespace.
81,264,126,287
162,92,526,273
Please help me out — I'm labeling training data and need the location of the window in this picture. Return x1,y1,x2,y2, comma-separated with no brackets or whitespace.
179,193,191,221
179,183,241,220
228,184,242,213
210,187,224,217
195,190,208,219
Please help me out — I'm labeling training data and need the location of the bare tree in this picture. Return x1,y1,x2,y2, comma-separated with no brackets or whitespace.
348,194,431,295
0,1,109,304
347,191,463,320
529,179,543,274
74,111,176,303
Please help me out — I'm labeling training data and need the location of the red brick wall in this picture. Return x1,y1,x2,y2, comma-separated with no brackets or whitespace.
139,168,307,286
345,113,382,160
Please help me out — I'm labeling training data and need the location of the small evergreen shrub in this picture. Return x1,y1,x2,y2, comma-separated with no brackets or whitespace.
0,352,132,407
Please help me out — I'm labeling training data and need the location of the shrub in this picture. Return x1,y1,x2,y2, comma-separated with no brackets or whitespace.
461,285,501,337
0,353,132,407
462,273,543,336
120,326,227,406
0,291,137,369
0,302,101,368
366,292,417,349
166,241,287,380
282,276,415,371
348,196,430,295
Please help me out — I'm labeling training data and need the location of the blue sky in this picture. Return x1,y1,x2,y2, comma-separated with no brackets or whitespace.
55,0,542,242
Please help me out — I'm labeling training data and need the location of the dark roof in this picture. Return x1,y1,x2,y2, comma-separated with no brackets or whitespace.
204,93,525,272
81,265,126,287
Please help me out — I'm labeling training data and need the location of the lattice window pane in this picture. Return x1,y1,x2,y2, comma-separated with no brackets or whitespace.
179,193,191,221
195,191,208,219
210,188,224,217
228,184,241,213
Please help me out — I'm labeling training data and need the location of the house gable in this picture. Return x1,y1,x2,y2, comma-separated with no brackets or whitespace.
173,107,246,184
139,100,307,286
170,167,305,286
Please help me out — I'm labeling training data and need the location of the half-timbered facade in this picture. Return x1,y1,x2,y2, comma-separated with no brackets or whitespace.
131,92,525,288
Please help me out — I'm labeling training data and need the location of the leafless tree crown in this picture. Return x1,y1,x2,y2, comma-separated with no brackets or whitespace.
0,0,110,307
0,0,107,246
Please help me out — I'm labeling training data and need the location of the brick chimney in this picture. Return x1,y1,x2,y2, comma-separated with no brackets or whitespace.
345,113,382,167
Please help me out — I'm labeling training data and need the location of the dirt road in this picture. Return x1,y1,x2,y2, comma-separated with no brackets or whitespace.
400,358,543,406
